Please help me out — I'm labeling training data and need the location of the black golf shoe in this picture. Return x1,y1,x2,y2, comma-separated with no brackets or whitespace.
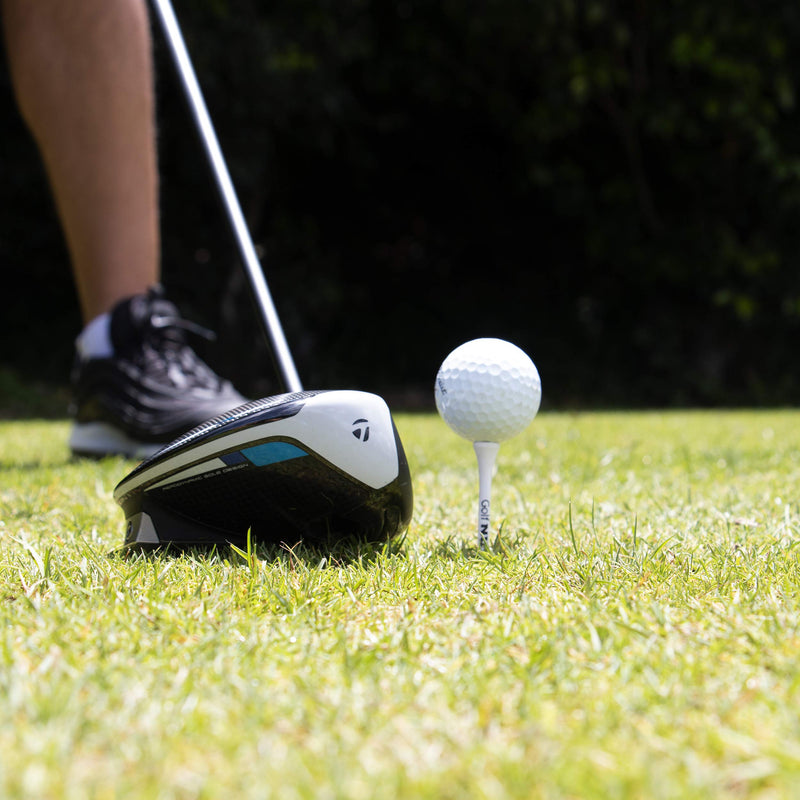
69,286,245,459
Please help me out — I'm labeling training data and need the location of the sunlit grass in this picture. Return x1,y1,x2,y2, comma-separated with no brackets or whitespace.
2,410,800,798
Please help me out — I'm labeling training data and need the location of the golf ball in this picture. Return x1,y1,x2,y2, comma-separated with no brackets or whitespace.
435,338,541,442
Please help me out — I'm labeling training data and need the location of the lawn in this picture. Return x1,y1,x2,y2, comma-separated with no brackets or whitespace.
1,408,800,798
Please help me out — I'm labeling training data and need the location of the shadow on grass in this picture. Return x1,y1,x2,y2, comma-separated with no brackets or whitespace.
429,528,537,561
111,532,408,567
0,453,134,474
0,456,73,472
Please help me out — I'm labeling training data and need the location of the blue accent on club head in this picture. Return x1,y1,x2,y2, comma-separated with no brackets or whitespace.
241,442,308,466
220,451,248,466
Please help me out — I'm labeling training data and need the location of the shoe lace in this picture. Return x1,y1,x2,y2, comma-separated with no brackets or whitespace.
140,311,222,389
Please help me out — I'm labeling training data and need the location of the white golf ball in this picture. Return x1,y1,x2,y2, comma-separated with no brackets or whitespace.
435,338,541,442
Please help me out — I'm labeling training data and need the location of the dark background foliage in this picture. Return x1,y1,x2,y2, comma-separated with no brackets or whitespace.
3,0,800,409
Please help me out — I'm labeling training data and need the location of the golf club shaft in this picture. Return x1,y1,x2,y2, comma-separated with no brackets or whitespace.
149,0,303,393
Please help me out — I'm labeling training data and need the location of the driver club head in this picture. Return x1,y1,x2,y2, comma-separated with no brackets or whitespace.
114,390,413,550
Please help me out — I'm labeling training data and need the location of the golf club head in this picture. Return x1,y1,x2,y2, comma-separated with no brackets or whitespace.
114,390,413,549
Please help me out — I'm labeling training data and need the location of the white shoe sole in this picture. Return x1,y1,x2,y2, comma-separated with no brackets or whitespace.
69,422,166,459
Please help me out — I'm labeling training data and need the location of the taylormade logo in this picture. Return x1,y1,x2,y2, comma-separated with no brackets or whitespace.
352,419,370,442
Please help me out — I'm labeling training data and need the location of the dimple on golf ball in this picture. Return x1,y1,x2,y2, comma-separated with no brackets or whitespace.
435,338,541,442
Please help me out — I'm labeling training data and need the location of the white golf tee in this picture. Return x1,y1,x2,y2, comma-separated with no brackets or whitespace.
473,441,500,549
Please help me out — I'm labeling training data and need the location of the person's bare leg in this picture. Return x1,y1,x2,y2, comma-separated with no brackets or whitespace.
2,0,159,324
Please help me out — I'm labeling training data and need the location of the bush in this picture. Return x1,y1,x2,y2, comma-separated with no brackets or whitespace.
3,0,800,406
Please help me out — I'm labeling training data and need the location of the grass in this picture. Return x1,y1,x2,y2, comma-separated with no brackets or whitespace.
2,408,800,798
